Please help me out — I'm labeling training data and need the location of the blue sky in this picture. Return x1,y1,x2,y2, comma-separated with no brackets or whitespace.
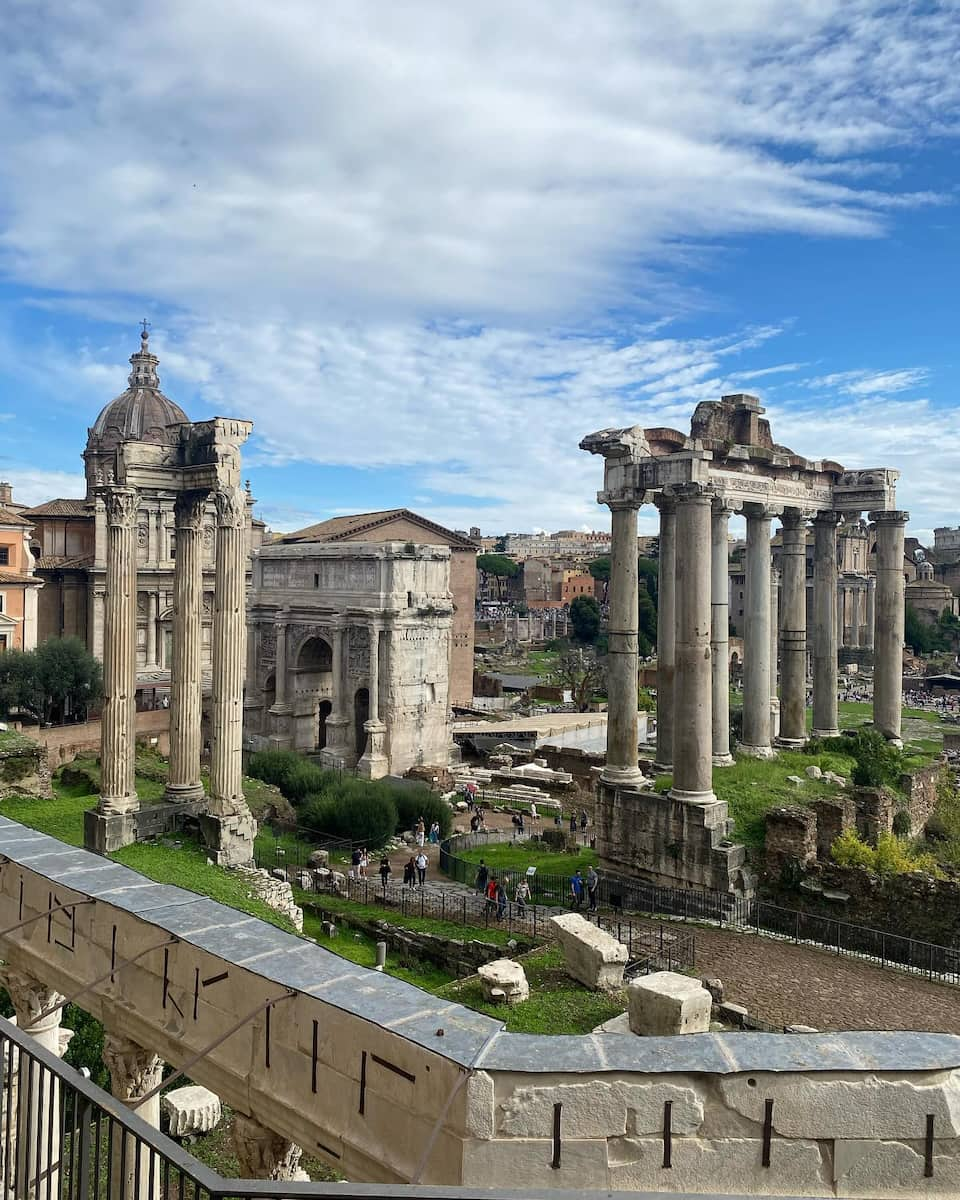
1,0,959,541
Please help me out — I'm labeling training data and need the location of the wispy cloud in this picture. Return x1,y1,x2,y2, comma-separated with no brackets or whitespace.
804,367,929,396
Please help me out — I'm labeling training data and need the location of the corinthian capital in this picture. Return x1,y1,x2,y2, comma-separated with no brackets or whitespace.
102,1032,164,1100
213,486,246,529
174,490,208,532
103,488,139,527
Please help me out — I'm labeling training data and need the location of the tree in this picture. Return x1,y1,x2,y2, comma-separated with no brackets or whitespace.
905,603,939,655
638,557,659,606
569,595,601,644
551,646,605,712
494,536,508,553
638,581,657,655
476,553,519,600
0,638,102,725
588,557,610,603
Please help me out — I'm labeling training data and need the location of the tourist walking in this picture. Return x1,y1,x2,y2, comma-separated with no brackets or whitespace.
579,809,588,834
475,860,489,894
569,869,584,909
359,847,368,879
350,847,361,880
403,857,416,887
485,876,498,915
515,877,531,915
569,813,578,835
529,802,538,823
415,849,428,886
586,865,599,912
379,855,391,890
496,879,508,922
415,817,426,847
516,811,524,837
429,820,440,844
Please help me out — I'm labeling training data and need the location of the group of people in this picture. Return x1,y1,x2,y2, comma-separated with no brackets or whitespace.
473,859,532,920
413,816,442,846
569,865,600,912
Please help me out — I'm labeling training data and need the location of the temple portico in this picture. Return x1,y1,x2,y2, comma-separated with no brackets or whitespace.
582,393,906,897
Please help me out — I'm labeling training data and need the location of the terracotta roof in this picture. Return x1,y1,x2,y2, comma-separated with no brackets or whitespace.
0,507,33,528
282,508,477,550
23,499,90,519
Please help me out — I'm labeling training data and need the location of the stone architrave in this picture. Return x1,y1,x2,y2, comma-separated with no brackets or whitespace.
811,512,840,738
710,499,735,765
103,1031,165,1200
870,510,908,745
0,966,67,1199
627,972,712,1036
778,509,808,748
165,490,207,803
670,486,715,803
654,494,677,770
550,913,628,992
741,504,777,757
231,1112,309,1182
205,485,257,865
98,487,140,823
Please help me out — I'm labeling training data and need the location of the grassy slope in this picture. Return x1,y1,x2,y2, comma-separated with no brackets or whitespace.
456,839,599,877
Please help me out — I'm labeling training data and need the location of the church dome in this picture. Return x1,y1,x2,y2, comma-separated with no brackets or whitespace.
86,328,189,452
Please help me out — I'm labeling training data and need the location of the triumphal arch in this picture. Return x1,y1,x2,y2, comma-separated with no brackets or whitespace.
83,329,257,865
582,392,906,896
245,541,454,777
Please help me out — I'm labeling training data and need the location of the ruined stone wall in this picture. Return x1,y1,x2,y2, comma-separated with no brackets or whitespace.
899,763,941,834
764,806,817,877
31,708,170,767
539,745,605,791
0,735,51,799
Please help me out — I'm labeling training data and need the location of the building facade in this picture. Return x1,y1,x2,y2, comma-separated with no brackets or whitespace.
0,488,42,651
245,542,453,776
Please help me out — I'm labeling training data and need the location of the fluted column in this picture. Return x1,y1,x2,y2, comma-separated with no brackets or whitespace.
205,486,256,866
357,622,388,779
711,499,734,765
837,581,846,648
320,619,352,768
850,581,862,648
770,567,780,693
0,967,69,1200
670,488,715,802
602,499,643,784
811,511,840,738
103,1032,164,1200
145,591,157,667
166,491,206,803
99,487,139,816
871,510,908,745
270,617,290,713
654,494,677,770
778,509,808,747
232,1113,308,1183
741,504,776,757
865,576,876,650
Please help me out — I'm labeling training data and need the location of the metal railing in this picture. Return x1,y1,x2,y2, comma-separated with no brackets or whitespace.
439,832,960,986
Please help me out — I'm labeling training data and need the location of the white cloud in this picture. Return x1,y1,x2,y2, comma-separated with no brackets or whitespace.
803,367,929,396
0,467,86,508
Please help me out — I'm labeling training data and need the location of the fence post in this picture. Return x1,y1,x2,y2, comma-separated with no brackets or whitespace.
881,932,886,970
442,892,446,923
533,906,537,940
836,920,841,957
795,909,800,944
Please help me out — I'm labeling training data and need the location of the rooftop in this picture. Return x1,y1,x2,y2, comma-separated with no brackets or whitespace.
282,507,477,549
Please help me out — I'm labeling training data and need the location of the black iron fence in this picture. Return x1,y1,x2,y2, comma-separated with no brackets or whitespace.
439,832,960,986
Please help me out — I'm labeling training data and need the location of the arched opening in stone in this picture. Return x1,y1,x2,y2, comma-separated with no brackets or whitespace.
263,672,276,710
318,699,332,749
354,688,370,758
293,636,333,704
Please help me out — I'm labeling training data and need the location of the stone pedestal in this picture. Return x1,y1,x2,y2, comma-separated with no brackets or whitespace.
627,971,712,1036
96,487,139,838
206,486,256,865
871,510,908,745
777,509,808,747
231,1112,309,1182
711,501,734,766
654,495,677,770
357,624,390,779
670,488,715,803
165,491,207,804
602,502,644,785
740,505,776,757
811,512,840,738
477,959,529,1005
103,1032,164,1200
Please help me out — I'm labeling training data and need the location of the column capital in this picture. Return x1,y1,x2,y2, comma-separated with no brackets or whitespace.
654,491,678,514
174,489,208,530
869,509,910,525
743,501,783,520
102,488,139,527
672,482,713,505
780,507,809,530
711,495,740,517
213,485,246,529
605,495,642,512
812,509,842,527
102,1031,164,1101
232,1113,308,1182
0,965,64,1030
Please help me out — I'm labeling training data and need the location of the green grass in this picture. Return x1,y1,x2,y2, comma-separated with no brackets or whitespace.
440,944,624,1033
299,891,526,946
457,839,598,878
301,911,455,991
2,791,89,846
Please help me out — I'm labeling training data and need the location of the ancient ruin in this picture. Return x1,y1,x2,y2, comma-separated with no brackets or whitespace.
82,329,257,864
582,393,906,896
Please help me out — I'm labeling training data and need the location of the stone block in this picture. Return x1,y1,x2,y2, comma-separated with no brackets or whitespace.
805,765,823,779
161,1085,223,1137
627,971,712,1035
550,913,628,992
83,808,136,853
501,1081,627,1138
701,976,724,1003
477,959,529,1005
307,849,329,868
718,1001,749,1027
607,1135,825,1194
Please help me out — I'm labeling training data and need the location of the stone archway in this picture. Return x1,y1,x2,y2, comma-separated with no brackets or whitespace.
354,688,369,758
318,699,332,750
263,672,276,711
293,636,333,699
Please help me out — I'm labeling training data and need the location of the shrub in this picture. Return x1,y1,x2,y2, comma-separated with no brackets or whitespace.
299,781,397,848
831,828,938,876
247,749,304,790
891,809,912,838
924,813,951,843
830,828,875,869
281,762,329,802
389,785,451,838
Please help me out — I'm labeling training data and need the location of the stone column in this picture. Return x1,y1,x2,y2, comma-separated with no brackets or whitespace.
865,576,876,650
670,488,715,803
357,622,388,779
97,487,139,832
654,494,677,770
770,567,780,692
165,491,206,803
145,591,158,667
320,620,352,769
811,512,840,738
710,499,734,765
232,1113,309,1183
0,967,68,1200
871,510,908,745
205,486,256,866
850,581,861,648
103,1032,164,1200
837,581,846,649
601,500,643,785
778,509,808,747
270,617,290,714
741,504,775,757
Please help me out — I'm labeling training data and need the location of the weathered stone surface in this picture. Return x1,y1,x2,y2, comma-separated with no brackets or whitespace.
477,959,529,1005
550,913,627,992
805,765,823,779
627,972,712,1036
307,848,330,868
501,1082,627,1138
620,1082,704,1134
161,1085,223,1137
833,1138,960,1196
720,1070,960,1139
607,1135,826,1195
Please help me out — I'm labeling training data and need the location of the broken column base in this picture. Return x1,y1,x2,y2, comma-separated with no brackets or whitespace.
84,807,137,854
594,778,754,900
200,809,258,867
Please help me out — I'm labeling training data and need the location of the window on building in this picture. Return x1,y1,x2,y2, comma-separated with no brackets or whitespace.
0,548,8,566
0,636,7,652
0,594,5,614
314,573,320,588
